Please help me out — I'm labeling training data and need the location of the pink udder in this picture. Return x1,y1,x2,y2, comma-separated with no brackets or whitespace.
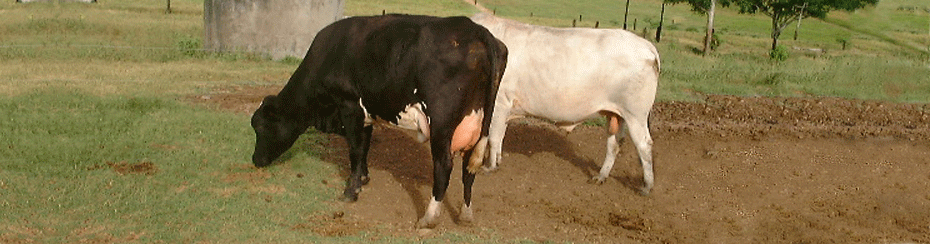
450,110,483,153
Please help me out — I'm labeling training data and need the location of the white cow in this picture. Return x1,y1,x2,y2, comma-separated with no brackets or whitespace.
471,13,660,194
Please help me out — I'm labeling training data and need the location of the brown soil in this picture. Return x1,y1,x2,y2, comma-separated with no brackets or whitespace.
87,161,157,175
191,86,930,243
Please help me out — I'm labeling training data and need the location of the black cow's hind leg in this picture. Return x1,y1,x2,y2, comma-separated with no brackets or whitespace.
459,149,477,225
416,130,455,229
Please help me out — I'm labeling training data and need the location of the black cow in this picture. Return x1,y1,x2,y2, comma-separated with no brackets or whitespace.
250,14,507,229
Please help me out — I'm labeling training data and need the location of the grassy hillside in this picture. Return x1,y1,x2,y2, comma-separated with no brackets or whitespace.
346,0,476,16
478,0,928,56
0,0,294,96
475,0,930,102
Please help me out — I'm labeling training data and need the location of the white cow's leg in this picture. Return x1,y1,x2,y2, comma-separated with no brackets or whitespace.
591,114,625,184
416,197,443,229
484,98,513,172
591,134,621,184
626,118,654,195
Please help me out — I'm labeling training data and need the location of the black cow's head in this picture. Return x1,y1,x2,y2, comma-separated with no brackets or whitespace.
250,95,303,168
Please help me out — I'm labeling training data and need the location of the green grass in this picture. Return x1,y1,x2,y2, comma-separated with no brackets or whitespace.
0,89,357,242
0,0,295,96
1,0,929,242
657,45,930,102
346,0,476,16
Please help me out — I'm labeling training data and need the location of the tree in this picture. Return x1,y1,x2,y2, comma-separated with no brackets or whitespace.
665,0,732,55
732,0,879,50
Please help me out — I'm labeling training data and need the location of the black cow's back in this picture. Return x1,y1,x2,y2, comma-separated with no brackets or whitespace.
276,14,503,135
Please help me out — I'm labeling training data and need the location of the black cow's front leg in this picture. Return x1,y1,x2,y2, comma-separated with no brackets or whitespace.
357,125,373,185
340,109,373,203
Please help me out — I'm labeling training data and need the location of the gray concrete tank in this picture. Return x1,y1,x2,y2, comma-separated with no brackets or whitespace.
204,0,344,60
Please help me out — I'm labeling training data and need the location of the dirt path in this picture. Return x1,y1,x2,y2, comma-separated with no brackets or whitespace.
461,0,492,14
192,86,930,243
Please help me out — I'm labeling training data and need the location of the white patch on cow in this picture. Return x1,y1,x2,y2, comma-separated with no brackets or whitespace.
359,98,374,126
416,197,442,229
359,100,431,142
395,103,430,143
459,202,474,224
425,197,441,218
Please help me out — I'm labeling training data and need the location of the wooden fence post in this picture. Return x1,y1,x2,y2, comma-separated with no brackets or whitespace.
622,0,630,30
656,2,666,42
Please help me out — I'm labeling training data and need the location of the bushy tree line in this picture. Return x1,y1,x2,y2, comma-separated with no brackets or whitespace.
661,0,879,56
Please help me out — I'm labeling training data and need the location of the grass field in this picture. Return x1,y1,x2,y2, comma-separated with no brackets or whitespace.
2,90,339,242
1,0,928,242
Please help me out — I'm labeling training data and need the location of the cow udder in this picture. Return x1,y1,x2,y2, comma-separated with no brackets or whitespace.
450,109,483,153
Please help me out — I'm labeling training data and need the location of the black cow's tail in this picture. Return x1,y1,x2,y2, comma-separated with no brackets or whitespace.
466,30,508,174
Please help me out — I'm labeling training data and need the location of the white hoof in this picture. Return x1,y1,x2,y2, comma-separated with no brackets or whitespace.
458,203,474,225
588,176,606,185
416,197,442,229
416,215,439,229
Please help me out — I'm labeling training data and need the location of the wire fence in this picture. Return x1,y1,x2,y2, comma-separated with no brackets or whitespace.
0,44,212,52
0,43,294,62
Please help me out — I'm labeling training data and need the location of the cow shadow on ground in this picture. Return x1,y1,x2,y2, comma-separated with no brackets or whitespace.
310,122,644,222
312,125,446,221
501,123,599,178
503,121,647,193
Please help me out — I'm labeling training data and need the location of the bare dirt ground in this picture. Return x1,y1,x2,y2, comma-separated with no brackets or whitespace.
192,85,930,243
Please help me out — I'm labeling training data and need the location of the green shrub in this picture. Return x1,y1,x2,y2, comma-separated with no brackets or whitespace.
836,37,850,50
769,45,789,62
175,36,203,58
279,56,303,65
710,31,722,50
